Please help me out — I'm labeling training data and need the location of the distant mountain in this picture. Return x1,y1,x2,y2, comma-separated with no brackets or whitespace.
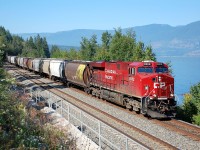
17,21,200,56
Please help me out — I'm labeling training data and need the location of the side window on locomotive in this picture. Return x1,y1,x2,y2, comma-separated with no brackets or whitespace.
138,67,153,73
129,68,135,75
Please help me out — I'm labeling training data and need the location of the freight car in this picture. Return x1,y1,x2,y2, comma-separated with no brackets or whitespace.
17,57,20,66
27,58,33,70
10,56,16,64
49,59,65,80
40,59,51,77
64,61,92,88
32,58,42,73
19,57,24,68
7,56,176,118
7,56,11,63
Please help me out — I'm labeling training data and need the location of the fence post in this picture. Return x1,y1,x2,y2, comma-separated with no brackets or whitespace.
30,88,32,99
38,89,41,102
50,93,52,108
68,104,70,122
126,137,128,150
80,110,83,133
55,97,57,111
36,90,38,103
61,99,63,116
99,121,101,149
48,91,51,108
24,87,26,94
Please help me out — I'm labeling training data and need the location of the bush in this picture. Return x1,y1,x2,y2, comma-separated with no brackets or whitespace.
176,83,200,126
193,114,200,126
0,68,76,149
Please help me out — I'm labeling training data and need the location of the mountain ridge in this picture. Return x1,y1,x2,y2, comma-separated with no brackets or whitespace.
16,21,200,56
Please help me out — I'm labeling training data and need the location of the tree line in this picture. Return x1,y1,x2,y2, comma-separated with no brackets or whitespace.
51,28,156,62
0,26,50,64
1,26,156,62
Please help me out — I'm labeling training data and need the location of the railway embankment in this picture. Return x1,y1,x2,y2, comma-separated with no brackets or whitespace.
2,65,98,150
26,100,99,150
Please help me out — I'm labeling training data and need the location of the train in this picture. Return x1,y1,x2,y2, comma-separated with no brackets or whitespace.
7,56,177,118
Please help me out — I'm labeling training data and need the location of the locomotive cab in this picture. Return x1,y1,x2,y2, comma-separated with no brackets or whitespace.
130,61,176,118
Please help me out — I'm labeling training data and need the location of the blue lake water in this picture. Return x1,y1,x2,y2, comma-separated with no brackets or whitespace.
157,56,200,105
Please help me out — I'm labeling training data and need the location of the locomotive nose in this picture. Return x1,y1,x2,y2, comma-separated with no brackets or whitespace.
151,74,174,99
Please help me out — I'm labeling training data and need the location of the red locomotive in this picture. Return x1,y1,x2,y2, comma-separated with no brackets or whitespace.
88,61,176,118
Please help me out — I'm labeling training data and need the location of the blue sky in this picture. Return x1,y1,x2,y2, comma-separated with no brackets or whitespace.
0,0,199,33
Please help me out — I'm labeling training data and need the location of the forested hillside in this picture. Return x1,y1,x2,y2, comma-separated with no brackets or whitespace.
0,26,50,60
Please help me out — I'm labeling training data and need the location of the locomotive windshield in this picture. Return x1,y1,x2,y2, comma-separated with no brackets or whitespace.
155,67,168,73
138,67,153,73
138,67,168,73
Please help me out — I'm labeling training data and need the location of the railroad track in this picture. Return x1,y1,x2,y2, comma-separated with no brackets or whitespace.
5,64,178,150
69,77,200,142
103,96,200,142
153,119,200,141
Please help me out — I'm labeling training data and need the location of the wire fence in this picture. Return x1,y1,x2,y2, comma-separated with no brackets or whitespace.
25,86,148,150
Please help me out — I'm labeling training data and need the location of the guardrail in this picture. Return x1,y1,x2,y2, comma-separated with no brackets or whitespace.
25,87,148,150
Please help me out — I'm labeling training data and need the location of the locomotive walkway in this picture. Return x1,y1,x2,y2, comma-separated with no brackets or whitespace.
4,63,200,150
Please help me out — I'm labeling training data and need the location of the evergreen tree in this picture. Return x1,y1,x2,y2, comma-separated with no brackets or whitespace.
109,28,136,61
43,37,50,58
50,45,66,58
132,41,145,61
109,28,122,60
35,36,44,57
10,36,24,55
67,48,80,60
177,82,200,126
28,36,36,50
0,50,3,66
0,26,13,58
50,45,61,58
21,37,37,57
94,47,110,61
101,31,112,50
35,35,43,57
80,35,98,60
21,35,50,58
0,27,50,59
80,37,90,60
144,45,156,61
89,35,98,60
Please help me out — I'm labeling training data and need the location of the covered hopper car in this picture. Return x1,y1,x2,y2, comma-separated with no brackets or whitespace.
64,61,92,87
27,58,33,70
49,59,64,80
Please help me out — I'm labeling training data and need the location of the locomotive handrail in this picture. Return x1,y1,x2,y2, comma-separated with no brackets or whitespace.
144,88,155,100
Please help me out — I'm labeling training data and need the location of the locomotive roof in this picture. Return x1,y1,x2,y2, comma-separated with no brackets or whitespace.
129,61,167,68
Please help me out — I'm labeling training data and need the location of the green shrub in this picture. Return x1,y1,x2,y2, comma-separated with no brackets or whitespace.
0,68,76,149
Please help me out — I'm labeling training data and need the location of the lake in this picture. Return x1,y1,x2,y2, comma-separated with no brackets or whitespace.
157,56,200,105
